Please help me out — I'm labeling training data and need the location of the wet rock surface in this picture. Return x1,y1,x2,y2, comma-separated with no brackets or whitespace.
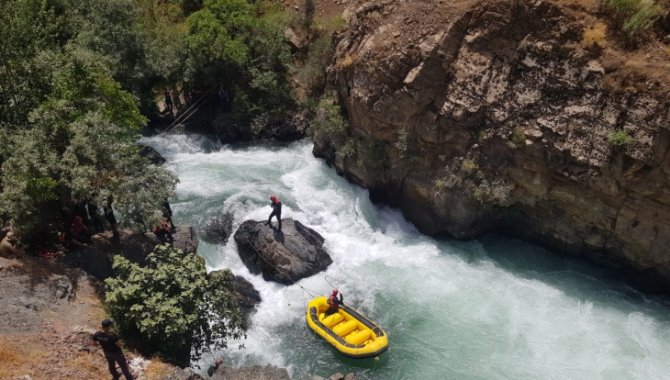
234,218,332,285
201,211,234,245
209,270,261,328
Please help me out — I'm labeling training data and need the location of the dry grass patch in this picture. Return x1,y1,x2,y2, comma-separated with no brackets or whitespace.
582,22,608,47
0,338,32,378
145,359,174,380
62,352,107,380
336,53,359,68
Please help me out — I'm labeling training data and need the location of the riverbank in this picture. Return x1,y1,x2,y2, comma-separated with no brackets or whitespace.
0,256,153,379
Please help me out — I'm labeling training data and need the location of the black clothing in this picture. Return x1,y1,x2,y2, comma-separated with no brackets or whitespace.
94,331,133,379
162,200,175,231
104,351,133,380
93,331,121,353
86,202,104,232
268,200,282,231
164,91,173,113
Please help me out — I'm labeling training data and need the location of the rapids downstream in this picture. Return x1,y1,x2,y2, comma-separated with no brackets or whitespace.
141,134,670,380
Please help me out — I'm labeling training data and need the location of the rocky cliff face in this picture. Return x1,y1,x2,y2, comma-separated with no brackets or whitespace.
314,0,670,290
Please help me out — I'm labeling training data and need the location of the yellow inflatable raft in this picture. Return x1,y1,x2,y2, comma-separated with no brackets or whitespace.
305,296,388,358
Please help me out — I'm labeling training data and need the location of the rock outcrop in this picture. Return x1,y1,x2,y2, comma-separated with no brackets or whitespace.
138,144,167,165
233,219,332,285
231,275,262,318
209,270,262,327
201,211,234,245
210,365,291,380
316,0,670,291
64,225,198,280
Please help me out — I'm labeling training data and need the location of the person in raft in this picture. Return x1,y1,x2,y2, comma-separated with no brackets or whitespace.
92,319,134,380
325,289,344,317
267,195,282,231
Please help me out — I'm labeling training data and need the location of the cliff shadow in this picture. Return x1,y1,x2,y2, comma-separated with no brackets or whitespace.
439,233,670,323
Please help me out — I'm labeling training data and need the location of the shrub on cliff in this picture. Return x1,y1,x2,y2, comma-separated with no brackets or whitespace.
105,244,244,366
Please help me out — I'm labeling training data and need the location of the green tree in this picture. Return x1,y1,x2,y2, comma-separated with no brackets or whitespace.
184,0,294,121
105,244,244,365
0,0,178,242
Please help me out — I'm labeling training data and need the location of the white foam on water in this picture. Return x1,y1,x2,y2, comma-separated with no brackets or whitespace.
140,134,670,380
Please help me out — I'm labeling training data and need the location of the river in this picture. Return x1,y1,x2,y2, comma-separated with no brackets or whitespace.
141,134,670,380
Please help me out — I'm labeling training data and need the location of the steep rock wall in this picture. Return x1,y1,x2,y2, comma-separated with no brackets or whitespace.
314,0,670,290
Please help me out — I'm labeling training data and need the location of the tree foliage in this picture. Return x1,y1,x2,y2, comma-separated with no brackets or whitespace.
105,244,244,364
184,0,294,120
0,0,177,242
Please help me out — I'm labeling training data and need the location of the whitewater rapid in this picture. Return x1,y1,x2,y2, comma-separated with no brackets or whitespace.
141,134,670,380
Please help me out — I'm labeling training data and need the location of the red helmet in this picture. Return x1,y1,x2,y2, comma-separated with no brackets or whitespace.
331,289,338,296
270,195,278,202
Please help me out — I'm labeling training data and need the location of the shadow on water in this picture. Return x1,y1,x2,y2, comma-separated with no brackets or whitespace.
441,233,670,322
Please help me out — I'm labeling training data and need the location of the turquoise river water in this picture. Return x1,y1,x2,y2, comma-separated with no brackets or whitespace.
141,134,670,380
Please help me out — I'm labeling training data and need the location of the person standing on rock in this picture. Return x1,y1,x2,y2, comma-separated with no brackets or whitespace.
92,319,134,380
267,195,282,231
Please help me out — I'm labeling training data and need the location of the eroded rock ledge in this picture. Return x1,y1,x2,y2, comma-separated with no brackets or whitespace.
315,0,670,291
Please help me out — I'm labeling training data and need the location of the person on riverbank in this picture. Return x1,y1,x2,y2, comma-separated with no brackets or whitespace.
153,217,174,244
325,289,344,317
104,196,119,241
267,195,282,231
164,90,173,115
69,214,90,246
207,357,224,377
92,319,134,380
162,199,176,232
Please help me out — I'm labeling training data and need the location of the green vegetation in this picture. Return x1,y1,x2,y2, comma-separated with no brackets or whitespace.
185,0,293,120
395,127,409,158
309,95,350,144
0,0,179,242
340,137,360,160
295,34,334,98
508,127,526,149
0,0,301,243
473,179,515,206
607,130,633,146
461,159,479,174
601,0,665,36
106,244,244,365
0,0,305,365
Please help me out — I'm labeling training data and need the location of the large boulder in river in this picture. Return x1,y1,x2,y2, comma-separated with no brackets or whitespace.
64,225,198,280
233,218,332,285
201,211,234,245
209,270,261,329
138,144,166,165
